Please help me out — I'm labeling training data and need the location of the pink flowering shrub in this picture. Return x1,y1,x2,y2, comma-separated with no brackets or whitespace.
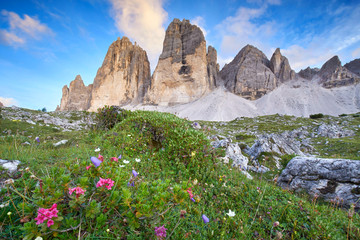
96,178,115,190
69,187,86,198
34,203,59,228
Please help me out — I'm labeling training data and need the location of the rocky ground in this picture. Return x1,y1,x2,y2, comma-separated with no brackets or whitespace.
1,107,360,209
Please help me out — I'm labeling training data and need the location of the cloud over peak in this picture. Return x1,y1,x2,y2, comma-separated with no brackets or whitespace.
108,0,168,71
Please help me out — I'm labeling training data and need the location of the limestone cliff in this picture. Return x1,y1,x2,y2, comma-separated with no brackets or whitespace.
319,56,360,88
270,48,295,82
58,75,92,111
146,19,218,106
219,45,278,100
344,59,360,76
88,37,151,111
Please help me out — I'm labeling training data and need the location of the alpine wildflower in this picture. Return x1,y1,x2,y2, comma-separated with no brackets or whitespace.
34,203,59,227
69,187,86,198
154,225,167,239
94,147,100,152
202,214,209,223
132,169,139,177
90,156,102,167
226,209,236,217
96,178,115,190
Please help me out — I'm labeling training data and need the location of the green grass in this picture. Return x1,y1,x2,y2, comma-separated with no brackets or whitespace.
0,109,359,239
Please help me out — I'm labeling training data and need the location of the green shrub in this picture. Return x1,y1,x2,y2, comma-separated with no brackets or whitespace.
95,105,130,130
309,113,324,119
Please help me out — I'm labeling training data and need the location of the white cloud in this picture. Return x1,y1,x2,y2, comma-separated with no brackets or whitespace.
0,29,25,46
191,16,207,37
215,5,277,60
0,10,53,47
108,0,168,71
352,48,360,58
0,97,17,106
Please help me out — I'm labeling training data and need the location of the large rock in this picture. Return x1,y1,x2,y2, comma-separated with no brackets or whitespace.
219,45,278,100
207,46,220,88
278,156,360,209
344,58,360,76
146,19,217,106
58,75,93,111
319,56,360,88
269,48,296,82
88,37,151,111
298,67,319,80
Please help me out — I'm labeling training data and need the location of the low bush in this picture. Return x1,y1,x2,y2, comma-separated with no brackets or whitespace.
309,113,324,119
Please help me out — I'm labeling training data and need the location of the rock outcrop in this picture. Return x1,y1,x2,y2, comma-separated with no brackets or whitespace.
207,46,220,87
278,156,360,209
58,75,93,111
319,56,360,88
344,58,360,76
220,45,278,100
146,19,218,106
298,67,319,80
269,48,295,82
88,37,151,111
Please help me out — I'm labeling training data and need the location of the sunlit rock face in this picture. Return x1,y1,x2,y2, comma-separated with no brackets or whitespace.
59,75,92,111
88,37,151,111
146,19,218,106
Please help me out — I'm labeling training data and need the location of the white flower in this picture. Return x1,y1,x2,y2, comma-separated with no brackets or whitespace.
34,237,43,240
94,148,101,152
226,209,235,217
7,212,12,216
123,160,130,164
0,202,9,208
25,167,30,172
4,179,14,185
135,158,141,162
119,165,125,168
106,229,110,232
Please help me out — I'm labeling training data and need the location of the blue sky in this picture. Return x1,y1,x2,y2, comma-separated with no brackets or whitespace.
0,0,359,110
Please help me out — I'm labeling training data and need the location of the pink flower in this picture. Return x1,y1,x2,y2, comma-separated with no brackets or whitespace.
34,203,59,228
186,188,194,199
96,178,115,190
155,225,167,239
98,154,104,162
86,165,92,170
47,219,54,227
111,157,118,162
69,187,86,198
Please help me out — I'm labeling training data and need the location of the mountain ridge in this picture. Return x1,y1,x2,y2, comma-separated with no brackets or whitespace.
56,18,360,119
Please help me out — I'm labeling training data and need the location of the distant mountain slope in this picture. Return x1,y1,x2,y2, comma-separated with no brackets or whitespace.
129,79,360,121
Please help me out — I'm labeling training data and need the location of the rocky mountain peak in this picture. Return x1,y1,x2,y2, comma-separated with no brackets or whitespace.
159,18,205,63
88,37,151,111
270,48,295,82
146,18,217,106
220,45,277,100
59,74,93,111
298,67,319,80
344,58,360,76
319,55,342,80
319,55,359,88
